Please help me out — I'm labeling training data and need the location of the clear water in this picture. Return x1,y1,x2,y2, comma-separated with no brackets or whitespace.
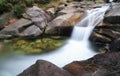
0,5,109,76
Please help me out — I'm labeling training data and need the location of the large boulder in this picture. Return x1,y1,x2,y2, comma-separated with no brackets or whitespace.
0,18,33,39
18,60,72,76
26,6,52,29
64,52,120,76
19,52,120,76
45,13,83,36
90,24,120,46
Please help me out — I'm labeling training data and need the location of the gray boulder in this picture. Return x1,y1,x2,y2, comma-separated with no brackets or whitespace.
19,25,42,37
0,18,32,38
26,6,52,29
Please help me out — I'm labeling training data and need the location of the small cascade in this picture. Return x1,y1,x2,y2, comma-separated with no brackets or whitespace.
71,5,110,41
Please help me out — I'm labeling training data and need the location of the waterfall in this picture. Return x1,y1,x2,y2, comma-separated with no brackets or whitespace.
0,5,110,76
71,5,110,41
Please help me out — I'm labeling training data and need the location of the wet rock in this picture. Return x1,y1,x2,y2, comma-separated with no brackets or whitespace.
90,23,120,48
18,60,72,76
69,13,83,25
109,38,120,52
0,18,32,39
90,32,112,46
64,52,120,76
90,3,120,48
103,16,120,24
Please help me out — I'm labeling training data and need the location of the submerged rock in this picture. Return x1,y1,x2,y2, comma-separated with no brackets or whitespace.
18,60,72,76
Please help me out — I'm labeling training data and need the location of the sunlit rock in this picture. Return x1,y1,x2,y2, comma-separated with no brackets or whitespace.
45,13,83,36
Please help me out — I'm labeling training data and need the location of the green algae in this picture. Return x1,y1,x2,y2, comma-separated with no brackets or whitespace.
0,37,67,55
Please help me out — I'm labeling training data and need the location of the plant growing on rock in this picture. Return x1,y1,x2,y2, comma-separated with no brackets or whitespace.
13,4,25,18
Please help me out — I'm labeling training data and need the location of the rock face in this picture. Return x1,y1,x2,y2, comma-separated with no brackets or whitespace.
90,3,120,50
18,60,73,76
109,38,120,52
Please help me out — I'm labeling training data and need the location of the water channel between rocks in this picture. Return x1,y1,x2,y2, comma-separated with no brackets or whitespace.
0,4,110,76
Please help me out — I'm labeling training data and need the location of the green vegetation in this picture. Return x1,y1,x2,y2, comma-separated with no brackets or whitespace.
0,0,12,14
0,0,60,18
0,37,66,54
13,4,25,18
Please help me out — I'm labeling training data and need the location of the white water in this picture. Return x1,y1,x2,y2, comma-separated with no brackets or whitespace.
0,5,109,76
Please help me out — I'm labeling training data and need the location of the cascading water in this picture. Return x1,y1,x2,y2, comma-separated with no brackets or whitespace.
0,5,110,76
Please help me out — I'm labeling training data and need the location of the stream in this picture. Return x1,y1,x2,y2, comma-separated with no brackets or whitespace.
0,4,109,76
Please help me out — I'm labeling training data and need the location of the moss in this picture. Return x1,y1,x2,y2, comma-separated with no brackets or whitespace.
0,37,66,54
